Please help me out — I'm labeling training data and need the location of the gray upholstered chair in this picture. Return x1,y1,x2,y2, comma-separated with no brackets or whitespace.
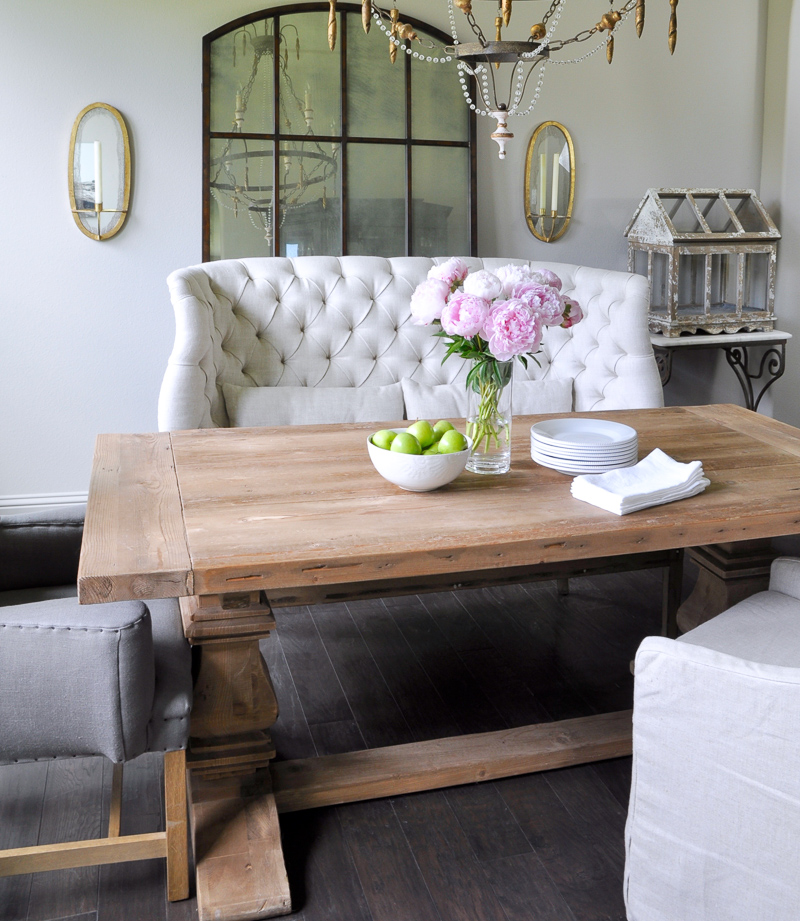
624,557,800,921
0,506,193,901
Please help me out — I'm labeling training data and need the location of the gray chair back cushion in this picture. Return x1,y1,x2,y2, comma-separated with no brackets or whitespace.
146,597,193,752
0,506,84,592
0,598,155,763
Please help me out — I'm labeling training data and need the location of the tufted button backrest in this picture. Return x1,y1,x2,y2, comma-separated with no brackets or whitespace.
158,256,662,431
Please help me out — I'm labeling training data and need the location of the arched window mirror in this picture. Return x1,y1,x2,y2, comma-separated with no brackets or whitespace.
203,4,476,261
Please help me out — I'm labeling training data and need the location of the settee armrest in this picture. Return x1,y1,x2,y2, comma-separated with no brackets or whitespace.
0,597,155,763
0,505,85,592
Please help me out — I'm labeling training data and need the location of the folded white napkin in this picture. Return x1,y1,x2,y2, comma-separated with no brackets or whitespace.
570,448,710,516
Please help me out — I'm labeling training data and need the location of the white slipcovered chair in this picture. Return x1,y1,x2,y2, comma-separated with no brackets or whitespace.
625,557,800,920
158,256,663,432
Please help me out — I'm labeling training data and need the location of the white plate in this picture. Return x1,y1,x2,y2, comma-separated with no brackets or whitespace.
532,452,638,476
531,440,638,460
531,418,638,448
533,453,638,469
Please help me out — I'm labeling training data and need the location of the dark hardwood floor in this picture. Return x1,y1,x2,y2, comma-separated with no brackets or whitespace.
0,566,686,921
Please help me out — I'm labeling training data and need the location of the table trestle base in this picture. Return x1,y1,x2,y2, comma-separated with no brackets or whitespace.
677,540,776,632
270,709,633,813
189,770,291,921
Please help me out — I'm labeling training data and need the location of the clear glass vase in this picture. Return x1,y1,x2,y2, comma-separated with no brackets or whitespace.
466,359,513,475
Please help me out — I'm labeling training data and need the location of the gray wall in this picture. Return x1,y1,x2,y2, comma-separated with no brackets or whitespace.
766,0,800,427
0,0,786,508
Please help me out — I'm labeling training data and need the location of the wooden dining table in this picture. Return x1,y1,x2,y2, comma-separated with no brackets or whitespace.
78,404,800,921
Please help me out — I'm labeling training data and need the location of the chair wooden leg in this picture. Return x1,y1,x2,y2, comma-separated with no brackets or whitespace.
164,748,190,901
108,763,123,837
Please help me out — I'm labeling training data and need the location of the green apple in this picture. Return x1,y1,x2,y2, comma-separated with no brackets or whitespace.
371,429,398,450
391,432,423,455
406,420,436,449
432,420,455,441
438,430,468,454
422,445,440,455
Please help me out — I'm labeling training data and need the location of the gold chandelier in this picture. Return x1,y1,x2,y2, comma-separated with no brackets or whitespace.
326,0,678,157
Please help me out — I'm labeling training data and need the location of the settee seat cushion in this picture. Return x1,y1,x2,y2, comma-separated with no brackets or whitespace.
222,381,404,427
401,377,574,420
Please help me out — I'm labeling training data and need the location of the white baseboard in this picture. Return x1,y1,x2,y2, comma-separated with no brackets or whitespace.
0,492,88,516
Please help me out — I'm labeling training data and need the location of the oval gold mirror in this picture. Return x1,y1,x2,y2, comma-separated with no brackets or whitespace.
524,121,574,243
69,103,131,241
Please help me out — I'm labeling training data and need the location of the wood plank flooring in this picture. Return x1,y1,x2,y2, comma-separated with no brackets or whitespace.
0,566,681,921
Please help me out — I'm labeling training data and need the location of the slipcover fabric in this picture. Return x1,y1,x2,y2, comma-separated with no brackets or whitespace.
0,505,84,592
158,256,663,431
624,558,800,921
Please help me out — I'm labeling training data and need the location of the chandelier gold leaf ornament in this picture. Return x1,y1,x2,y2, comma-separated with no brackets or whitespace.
334,0,679,158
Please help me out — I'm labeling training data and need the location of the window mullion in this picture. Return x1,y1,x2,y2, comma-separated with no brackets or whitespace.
273,12,281,257
341,9,348,255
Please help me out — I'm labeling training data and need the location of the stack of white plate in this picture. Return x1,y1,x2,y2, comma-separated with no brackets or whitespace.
531,418,639,475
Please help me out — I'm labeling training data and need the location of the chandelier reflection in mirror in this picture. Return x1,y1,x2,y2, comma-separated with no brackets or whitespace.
210,19,339,247
332,0,678,157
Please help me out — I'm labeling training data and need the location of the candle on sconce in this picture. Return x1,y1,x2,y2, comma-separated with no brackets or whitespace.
304,84,312,110
93,141,103,208
235,86,243,111
538,153,547,215
551,152,560,216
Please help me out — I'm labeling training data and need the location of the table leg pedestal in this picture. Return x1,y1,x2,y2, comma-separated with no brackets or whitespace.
676,541,775,633
180,594,292,921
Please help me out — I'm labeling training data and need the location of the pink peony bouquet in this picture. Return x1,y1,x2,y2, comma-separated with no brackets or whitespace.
410,258,583,462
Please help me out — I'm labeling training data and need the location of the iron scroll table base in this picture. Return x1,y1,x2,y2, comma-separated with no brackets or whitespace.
651,331,791,412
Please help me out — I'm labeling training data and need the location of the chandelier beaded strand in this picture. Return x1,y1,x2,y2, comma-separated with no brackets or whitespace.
332,0,678,158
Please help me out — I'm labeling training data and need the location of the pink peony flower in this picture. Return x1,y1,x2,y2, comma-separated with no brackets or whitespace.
428,257,470,289
531,269,563,291
495,264,537,297
440,292,491,339
512,281,566,327
463,269,503,301
410,278,450,326
561,297,584,329
482,298,543,361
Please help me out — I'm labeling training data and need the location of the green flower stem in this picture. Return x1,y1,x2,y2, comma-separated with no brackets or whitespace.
467,377,509,453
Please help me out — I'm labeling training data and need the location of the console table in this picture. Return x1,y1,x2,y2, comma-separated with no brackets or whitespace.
650,330,791,412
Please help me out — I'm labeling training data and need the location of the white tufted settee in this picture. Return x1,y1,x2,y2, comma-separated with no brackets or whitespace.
158,256,663,432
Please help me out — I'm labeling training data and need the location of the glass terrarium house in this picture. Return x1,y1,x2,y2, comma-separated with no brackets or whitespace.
626,189,780,338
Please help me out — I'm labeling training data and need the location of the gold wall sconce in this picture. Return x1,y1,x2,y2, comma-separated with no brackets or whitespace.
69,103,131,241
525,121,575,243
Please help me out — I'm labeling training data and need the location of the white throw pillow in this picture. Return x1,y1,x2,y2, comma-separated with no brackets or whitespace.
222,382,405,427
402,377,573,420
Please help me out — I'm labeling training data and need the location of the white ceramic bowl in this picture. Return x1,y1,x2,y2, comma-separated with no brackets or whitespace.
367,429,472,492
